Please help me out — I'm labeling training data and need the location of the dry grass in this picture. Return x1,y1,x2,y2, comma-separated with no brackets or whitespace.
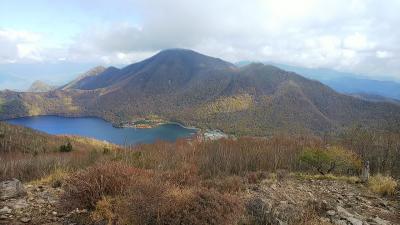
91,196,118,225
368,174,398,196
31,167,70,187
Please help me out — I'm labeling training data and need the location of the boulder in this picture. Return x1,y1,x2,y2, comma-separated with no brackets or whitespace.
0,206,12,215
20,217,31,223
371,216,390,225
326,210,336,217
347,217,363,225
0,179,26,200
336,206,354,218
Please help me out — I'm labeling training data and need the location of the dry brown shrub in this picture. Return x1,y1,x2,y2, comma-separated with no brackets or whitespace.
127,136,322,178
0,149,103,182
202,176,245,193
246,171,268,184
61,162,148,209
116,184,243,225
195,136,322,177
159,163,200,186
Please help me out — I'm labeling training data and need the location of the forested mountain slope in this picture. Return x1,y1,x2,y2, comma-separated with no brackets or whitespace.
1,49,400,136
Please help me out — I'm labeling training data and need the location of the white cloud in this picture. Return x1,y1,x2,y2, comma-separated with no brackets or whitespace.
0,29,44,63
343,33,374,51
376,51,393,59
2,0,400,80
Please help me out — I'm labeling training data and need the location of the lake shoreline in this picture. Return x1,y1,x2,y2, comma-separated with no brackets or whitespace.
4,115,197,146
2,114,197,131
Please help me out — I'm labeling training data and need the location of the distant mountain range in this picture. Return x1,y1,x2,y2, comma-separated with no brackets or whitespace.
348,93,400,105
238,61,400,101
1,49,400,136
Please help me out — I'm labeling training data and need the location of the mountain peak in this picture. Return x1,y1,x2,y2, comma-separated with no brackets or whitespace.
81,66,107,78
153,48,213,59
60,66,110,90
159,48,196,53
28,80,55,92
146,48,235,70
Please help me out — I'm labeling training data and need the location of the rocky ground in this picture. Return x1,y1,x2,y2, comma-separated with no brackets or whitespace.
1,177,399,225
0,179,87,225
246,176,400,225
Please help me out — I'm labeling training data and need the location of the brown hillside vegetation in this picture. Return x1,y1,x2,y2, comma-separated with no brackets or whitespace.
0,123,399,224
0,122,117,182
1,49,400,136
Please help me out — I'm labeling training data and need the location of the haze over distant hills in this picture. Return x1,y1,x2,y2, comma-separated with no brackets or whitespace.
1,49,400,136
0,63,100,91
238,61,400,101
0,74,28,91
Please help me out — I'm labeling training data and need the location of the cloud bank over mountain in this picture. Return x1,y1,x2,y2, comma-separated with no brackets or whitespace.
1,0,400,80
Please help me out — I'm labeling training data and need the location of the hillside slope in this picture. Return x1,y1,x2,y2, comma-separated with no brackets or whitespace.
0,122,113,154
1,49,400,136
268,63,400,100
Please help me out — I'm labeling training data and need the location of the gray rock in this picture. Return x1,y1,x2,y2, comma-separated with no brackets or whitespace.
13,199,29,209
326,210,336,216
245,197,273,224
276,218,288,225
0,206,12,215
20,217,31,223
332,218,348,225
337,206,354,218
347,217,363,225
372,216,390,225
0,179,26,200
320,217,331,223
0,215,8,220
336,206,364,225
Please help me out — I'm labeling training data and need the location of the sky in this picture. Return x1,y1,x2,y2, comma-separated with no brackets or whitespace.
0,0,400,89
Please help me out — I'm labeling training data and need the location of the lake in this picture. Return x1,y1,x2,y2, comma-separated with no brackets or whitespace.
5,116,197,145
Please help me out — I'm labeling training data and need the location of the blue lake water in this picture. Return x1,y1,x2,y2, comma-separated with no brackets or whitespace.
6,116,197,145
